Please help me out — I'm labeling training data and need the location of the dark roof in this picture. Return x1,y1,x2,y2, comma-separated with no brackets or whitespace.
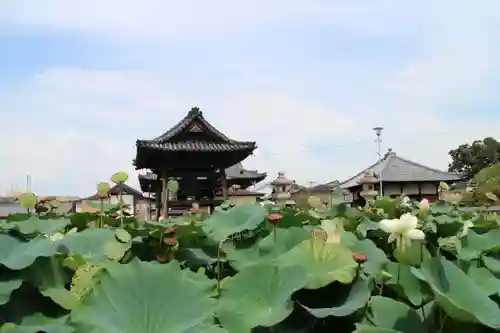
225,163,266,181
339,150,463,189
82,183,146,200
136,107,257,153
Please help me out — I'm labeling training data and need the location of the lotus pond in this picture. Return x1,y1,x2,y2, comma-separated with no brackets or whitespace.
1,188,500,333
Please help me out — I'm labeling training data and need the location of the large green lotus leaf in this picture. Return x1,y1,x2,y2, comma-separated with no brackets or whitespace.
71,259,217,333
227,227,310,270
0,234,57,270
298,277,372,318
482,254,500,274
202,203,266,242
365,296,424,333
466,265,500,296
57,228,129,263
430,200,454,214
353,325,401,333
23,257,78,310
373,197,398,217
459,230,500,260
415,256,500,328
349,239,388,276
2,313,73,333
0,217,70,235
216,264,306,333
0,279,23,305
386,263,432,306
277,237,357,289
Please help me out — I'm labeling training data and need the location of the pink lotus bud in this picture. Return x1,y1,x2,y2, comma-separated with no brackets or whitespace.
419,198,430,211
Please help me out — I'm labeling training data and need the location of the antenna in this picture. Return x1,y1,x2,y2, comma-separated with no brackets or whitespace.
373,127,384,196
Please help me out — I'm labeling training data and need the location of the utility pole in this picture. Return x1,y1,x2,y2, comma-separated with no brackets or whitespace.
373,127,384,197
25,173,32,192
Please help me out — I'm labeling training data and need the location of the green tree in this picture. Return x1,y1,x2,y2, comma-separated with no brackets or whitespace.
448,137,500,179
460,163,500,206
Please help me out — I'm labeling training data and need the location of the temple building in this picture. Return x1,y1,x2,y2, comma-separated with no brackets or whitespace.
339,149,463,205
134,107,263,218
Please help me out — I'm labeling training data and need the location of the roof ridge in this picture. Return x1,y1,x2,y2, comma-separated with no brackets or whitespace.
338,158,384,187
149,107,233,143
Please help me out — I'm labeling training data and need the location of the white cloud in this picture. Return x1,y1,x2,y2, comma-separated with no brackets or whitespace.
1,1,500,196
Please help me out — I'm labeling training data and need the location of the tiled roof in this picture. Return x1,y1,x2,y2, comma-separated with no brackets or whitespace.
339,150,463,189
225,163,266,180
136,140,255,152
136,107,257,153
82,183,146,200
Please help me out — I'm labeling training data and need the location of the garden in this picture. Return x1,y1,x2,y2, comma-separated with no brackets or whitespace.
1,173,500,332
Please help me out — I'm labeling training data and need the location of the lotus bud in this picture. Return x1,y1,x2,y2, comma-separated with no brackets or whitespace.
352,253,368,264
164,238,179,247
111,171,129,184
18,192,37,209
419,198,430,211
96,182,110,199
267,213,283,225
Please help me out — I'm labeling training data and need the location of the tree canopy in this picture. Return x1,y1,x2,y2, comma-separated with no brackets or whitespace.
460,163,500,206
448,137,500,179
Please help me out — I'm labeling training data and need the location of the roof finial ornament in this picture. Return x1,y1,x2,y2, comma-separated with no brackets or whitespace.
188,107,202,117
384,148,395,159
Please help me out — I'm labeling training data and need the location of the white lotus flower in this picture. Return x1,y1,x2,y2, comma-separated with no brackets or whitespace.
48,232,65,242
320,219,342,244
379,213,425,251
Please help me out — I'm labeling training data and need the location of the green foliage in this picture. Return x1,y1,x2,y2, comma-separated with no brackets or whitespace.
448,137,500,179
461,163,500,206
3,192,500,333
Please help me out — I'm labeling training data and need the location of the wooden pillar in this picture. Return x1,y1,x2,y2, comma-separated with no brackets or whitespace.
161,172,169,218
155,178,161,221
221,171,228,201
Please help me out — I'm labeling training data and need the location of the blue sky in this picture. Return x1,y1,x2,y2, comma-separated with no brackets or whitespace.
0,1,499,196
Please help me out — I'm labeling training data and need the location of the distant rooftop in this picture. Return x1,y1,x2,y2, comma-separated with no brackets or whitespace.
338,149,462,189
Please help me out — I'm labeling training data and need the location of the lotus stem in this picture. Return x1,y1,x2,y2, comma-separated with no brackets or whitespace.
119,183,124,228
216,239,224,297
396,263,401,286
273,225,277,244
99,198,104,228
420,241,424,265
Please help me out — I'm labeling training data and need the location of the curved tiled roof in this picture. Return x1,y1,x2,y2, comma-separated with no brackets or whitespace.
339,150,463,189
136,107,256,152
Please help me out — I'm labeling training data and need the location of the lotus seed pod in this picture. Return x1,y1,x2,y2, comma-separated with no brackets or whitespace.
111,171,129,184
167,180,179,193
18,192,37,209
307,196,323,209
96,182,110,198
